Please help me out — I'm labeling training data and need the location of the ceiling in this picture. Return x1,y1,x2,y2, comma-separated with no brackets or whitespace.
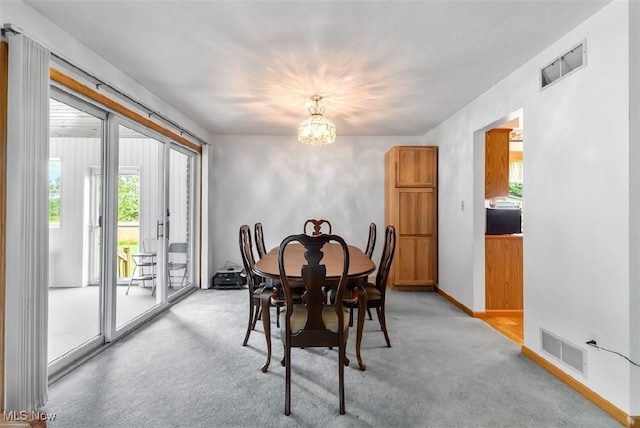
26,0,609,139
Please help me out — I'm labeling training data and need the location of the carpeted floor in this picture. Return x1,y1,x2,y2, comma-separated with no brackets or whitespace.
43,288,621,427
48,285,157,362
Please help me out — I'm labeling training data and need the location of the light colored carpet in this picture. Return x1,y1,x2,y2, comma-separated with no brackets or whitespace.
48,286,157,362
43,288,620,427
49,283,190,362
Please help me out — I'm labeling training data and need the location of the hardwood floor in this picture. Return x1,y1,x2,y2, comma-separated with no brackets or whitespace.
435,287,524,346
482,313,523,346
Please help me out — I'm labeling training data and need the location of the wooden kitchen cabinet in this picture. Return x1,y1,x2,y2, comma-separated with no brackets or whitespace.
385,146,437,290
485,234,523,310
485,128,511,198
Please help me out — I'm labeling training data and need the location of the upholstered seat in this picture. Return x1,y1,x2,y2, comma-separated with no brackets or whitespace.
280,305,349,334
361,285,382,300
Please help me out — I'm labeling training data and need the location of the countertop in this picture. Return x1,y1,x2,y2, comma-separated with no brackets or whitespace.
485,233,523,239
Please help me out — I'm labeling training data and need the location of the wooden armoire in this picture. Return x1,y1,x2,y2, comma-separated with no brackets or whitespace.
384,146,438,290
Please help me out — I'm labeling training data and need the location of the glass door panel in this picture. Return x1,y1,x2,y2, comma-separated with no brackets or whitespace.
167,148,193,298
48,97,104,363
116,124,164,328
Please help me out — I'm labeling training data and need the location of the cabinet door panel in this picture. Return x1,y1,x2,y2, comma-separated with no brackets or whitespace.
485,129,510,198
485,237,523,310
396,147,437,187
396,237,436,285
396,188,436,235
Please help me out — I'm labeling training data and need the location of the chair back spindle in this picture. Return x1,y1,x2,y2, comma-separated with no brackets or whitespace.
364,222,376,259
254,222,267,259
376,225,396,295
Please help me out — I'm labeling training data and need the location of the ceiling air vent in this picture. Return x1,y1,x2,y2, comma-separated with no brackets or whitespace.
540,40,586,89
540,328,587,376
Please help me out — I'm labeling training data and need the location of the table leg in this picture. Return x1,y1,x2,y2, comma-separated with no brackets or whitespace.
260,289,272,373
356,286,367,371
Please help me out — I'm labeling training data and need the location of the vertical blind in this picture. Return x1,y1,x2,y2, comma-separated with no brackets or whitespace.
5,32,50,410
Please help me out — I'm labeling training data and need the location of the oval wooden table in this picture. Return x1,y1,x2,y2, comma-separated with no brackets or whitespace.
253,242,375,372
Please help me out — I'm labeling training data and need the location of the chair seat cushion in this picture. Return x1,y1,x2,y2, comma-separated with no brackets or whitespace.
363,284,382,300
280,305,349,333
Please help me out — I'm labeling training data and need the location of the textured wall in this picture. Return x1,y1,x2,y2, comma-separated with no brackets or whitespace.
209,135,422,272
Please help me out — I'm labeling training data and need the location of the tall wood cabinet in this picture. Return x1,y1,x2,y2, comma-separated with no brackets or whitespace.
384,146,438,290
485,128,511,198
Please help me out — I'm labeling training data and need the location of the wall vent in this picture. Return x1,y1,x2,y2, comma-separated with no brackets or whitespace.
540,40,587,89
540,328,587,376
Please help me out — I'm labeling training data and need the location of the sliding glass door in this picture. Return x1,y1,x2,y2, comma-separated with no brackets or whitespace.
48,91,199,376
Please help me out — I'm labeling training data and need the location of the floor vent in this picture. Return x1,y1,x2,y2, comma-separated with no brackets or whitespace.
540,328,587,376
540,39,586,89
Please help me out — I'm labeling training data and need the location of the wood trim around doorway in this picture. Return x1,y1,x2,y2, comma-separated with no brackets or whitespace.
522,347,634,427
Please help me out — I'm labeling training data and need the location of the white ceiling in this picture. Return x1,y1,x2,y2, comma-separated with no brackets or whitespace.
26,0,609,138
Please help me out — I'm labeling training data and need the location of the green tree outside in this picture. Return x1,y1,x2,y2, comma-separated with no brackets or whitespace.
49,160,61,224
118,175,139,222
509,182,523,198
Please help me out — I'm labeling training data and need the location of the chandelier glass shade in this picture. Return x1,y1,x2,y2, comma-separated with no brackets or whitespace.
297,95,336,145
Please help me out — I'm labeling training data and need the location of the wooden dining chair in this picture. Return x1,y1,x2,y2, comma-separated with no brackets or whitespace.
254,222,267,259
346,225,396,347
276,233,357,415
239,225,286,347
362,222,377,321
239,225,263,346
303,218,332,235
254,222,286,328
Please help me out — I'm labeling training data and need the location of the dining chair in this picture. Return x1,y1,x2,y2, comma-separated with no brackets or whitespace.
275,233,357,415
361,222,377,321
345,225,396,347
254,222,285,328
254,222,267,259
167,242,188,288
303,218,332,236
239,225,261,346
239,225,285,347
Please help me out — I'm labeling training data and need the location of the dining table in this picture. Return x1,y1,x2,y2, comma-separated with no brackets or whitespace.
253,242,376,372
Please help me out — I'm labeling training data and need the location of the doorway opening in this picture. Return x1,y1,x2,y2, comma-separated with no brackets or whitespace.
474,109,524,345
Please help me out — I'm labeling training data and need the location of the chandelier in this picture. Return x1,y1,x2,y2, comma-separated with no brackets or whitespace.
297,95,336,145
